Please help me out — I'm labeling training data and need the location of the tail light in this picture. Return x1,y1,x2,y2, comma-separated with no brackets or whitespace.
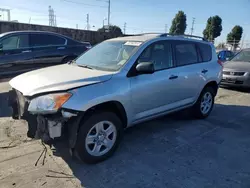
217,59,223,67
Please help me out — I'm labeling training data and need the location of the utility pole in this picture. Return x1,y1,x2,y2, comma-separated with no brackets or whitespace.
48,6,56,26
107,0,110,30
123,22,126,35
55,15,57,27
165,24,168,33
190,17,195,36
86,13,89,30
0,8,11,21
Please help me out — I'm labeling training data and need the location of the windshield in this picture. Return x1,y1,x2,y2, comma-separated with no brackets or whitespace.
75,40,141,71
231,50,250,62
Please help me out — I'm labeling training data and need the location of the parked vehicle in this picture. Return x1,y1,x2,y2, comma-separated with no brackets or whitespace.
221,48,250,88
0,31,88,77
8,33,222,163
217,50,235,62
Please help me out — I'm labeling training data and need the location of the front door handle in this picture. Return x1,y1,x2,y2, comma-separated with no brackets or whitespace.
201,69,208,74
169,75,178,80
22,50,31,53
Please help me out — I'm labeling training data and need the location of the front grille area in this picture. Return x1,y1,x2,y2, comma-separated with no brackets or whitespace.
223,71,245,76
221,79,244,85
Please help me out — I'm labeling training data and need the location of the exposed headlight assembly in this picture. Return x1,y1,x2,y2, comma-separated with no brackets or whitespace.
28,93,72,114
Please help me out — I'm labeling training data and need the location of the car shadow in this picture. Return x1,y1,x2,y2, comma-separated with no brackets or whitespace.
52,103,250,188
220,85,250,93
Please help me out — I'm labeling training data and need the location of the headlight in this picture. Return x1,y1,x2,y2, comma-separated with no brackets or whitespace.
28,93,72,114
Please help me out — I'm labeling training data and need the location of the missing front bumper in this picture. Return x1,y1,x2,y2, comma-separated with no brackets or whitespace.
8,89,82,147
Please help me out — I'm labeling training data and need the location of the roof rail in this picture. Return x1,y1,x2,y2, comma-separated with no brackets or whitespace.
159,33,207,41
134,32,162,36
131,32,207,41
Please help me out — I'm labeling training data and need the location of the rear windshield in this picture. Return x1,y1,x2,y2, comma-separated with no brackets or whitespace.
198,43,212,62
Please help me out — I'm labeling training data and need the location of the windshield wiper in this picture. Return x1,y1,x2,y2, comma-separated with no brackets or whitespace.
77,64,94,69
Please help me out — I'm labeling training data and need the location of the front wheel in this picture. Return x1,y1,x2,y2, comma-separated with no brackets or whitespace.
192,87,215,119
75,112,123,164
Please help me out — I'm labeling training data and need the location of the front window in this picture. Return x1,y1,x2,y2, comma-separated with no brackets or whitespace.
75,41,141,71
231,50,250,62
1,34,29,50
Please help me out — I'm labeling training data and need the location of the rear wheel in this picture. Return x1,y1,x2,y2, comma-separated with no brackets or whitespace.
75,112,123,164
192,87,215,119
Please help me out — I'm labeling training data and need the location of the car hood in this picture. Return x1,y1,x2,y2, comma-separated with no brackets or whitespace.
9,64,113,96
223,61,250,72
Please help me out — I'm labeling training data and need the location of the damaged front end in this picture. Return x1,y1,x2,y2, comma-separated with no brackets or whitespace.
8,89,82,146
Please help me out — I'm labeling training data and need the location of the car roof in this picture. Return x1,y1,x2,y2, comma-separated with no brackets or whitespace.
108,34,160,42
0,30,73,40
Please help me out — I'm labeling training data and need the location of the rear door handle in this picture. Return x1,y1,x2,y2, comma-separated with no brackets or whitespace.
201,69,208,74
169,75,178,80
57,47,66,50
22,50,31,53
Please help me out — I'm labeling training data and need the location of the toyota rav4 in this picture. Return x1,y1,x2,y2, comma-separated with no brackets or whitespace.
8,33,223,163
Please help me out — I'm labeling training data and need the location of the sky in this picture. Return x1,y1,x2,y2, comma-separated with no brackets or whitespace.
1,0,250,45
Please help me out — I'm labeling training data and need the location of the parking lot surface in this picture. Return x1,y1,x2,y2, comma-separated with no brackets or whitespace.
1,80,250,188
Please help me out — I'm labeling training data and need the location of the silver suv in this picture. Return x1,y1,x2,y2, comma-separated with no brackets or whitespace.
8,33,222,163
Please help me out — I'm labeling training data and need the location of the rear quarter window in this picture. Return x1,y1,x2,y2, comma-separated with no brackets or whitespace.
198,43,212,62
30,34,66,47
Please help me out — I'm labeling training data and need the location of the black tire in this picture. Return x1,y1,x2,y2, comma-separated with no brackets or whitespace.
192,87,215,119
75,112,123,164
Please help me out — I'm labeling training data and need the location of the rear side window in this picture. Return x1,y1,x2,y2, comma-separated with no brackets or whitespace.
198,43,212,62
30,34,66,47
175,43,198,66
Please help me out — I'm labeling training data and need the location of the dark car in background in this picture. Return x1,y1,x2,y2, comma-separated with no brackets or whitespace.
0,31,89,77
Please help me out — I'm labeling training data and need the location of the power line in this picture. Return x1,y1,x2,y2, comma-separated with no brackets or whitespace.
60,0,107,8
190,17,195,36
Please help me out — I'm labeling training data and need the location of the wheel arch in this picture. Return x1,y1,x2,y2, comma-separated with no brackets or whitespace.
83,101,128,128
68,100,128,149
204,81,218,95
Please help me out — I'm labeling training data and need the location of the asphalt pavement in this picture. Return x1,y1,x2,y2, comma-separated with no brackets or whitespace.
0,80,250,188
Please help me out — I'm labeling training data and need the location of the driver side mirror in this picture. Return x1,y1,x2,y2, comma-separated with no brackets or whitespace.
225,57,230,61
136,62,155,74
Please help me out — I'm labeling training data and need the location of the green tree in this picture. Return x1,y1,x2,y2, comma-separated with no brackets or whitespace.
97,25,123,36
227,25,243,49
169,11,187,35
203,15,222,42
